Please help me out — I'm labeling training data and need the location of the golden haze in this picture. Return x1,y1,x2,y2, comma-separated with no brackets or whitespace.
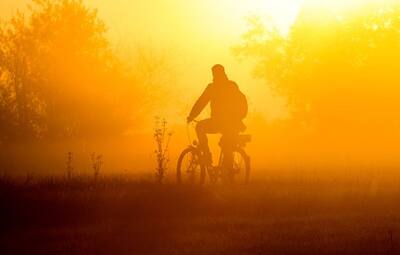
0,0,399,176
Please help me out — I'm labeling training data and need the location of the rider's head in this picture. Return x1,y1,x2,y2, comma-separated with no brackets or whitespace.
212,64,228,83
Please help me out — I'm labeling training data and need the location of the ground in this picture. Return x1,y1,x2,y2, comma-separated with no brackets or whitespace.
0,175,399,255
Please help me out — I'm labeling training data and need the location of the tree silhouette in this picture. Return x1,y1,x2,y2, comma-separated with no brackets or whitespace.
235,3,400,151
0,0,144,141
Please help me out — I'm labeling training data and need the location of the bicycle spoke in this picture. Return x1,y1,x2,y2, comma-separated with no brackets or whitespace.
178,149,203,184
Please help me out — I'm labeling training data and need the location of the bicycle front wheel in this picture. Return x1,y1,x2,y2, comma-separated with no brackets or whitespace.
177,147,206,185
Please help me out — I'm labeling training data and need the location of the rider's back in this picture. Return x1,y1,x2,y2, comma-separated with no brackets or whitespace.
208,80,247,127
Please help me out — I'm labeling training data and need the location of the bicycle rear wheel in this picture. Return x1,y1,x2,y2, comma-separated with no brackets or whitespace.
177,147,206,185
230,148,251,184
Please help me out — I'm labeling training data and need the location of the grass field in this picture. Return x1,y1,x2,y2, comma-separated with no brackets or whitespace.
1,174,399,255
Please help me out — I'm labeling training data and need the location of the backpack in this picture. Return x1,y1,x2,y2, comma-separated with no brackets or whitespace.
231,87,248,120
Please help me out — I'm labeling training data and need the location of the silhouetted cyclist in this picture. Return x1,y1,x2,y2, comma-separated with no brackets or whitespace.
187,64,248,165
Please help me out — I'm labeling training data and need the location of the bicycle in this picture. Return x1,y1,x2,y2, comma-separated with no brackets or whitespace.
176,121,251,185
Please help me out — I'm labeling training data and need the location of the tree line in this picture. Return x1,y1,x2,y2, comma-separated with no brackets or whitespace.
0,0,167,143
236,2,400,152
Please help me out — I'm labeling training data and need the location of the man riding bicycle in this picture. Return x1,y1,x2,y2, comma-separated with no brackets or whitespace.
187,64,248,166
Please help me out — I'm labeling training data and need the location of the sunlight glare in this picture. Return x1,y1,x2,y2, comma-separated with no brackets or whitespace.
303,0,396,12
227,0,302,35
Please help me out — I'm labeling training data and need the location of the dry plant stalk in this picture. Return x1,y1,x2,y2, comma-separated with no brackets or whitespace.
154,118,173,183
66,152,74,180
91,153,103,183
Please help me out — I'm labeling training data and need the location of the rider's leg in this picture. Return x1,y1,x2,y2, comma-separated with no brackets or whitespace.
196,119,219,165
221,130,237,182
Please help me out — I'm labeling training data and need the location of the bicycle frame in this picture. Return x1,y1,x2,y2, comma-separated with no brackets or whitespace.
179,121,250,184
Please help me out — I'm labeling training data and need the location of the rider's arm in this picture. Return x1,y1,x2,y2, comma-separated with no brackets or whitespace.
188,85,212,121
